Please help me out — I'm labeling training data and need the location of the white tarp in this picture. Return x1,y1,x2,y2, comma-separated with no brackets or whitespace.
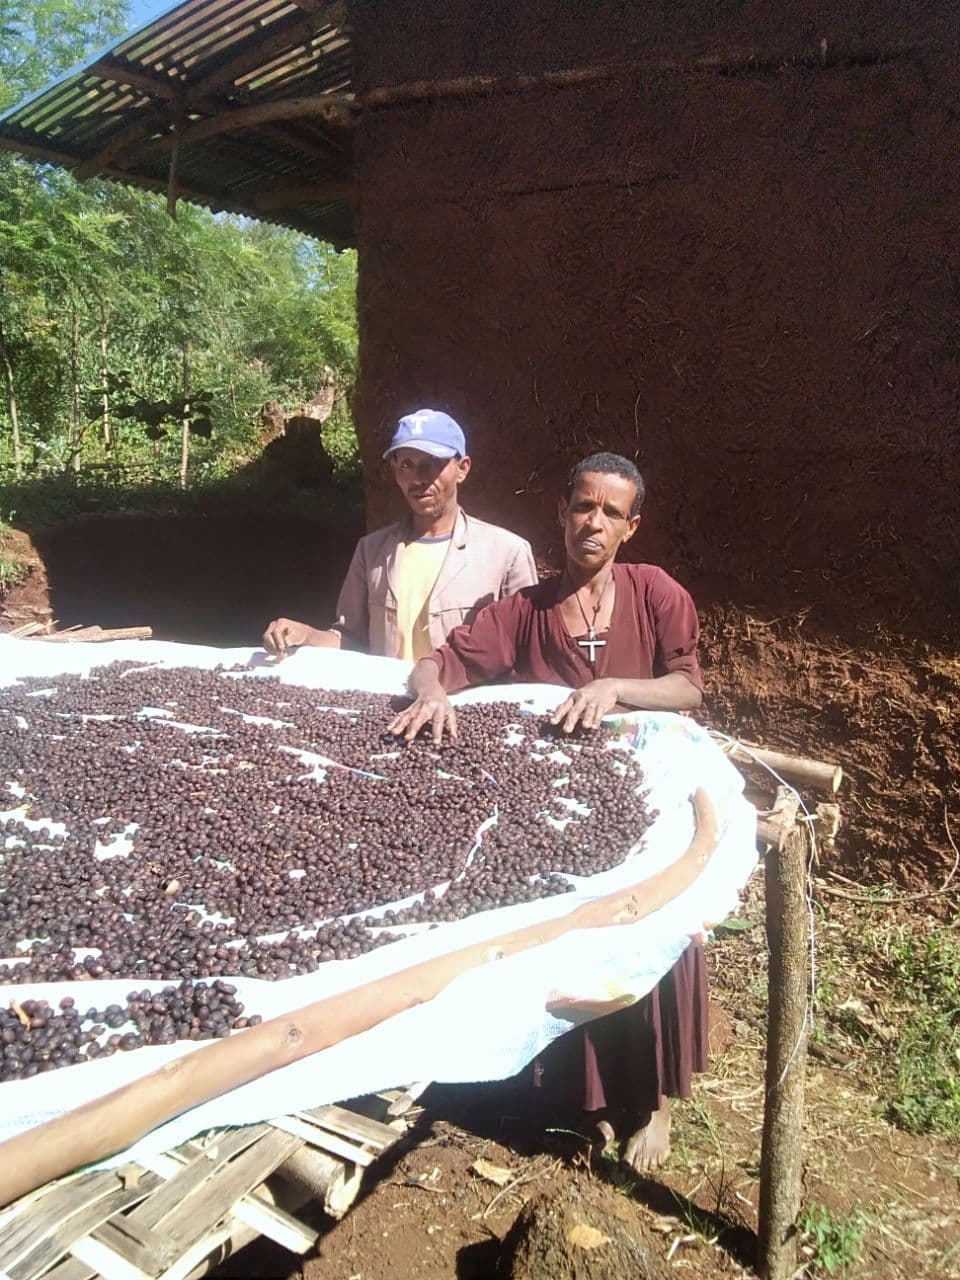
0,637,757,1166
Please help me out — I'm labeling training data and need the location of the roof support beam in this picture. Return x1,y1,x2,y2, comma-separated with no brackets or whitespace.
256,121,349,168
252,178,354,211
187,5,344,100
90,59,185,99
73,108,172,180
145,91,355,155
79,5,349,182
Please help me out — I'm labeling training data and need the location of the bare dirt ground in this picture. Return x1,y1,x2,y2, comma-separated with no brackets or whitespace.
219,884,960,1280
2,508,958,1278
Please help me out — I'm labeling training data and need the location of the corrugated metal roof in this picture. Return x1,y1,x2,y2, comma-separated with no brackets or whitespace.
0,0,357,246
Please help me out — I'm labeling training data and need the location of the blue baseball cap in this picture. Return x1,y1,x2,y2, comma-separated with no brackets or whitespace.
382,409,467,460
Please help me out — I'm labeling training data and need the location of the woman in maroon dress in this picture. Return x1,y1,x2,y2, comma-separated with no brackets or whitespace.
388,452,706,1172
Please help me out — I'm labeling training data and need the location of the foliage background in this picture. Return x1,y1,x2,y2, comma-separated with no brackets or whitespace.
0,0,358,511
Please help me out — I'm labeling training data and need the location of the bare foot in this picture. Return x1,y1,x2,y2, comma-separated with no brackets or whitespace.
620,1099,672,1173
595,1117,616,1153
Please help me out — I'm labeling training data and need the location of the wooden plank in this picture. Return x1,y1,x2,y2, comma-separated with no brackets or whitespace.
0,1173,122,1273
92,1219,167,1276
161,1130,301,1262
302,1103,402,1150
29,1258,95,1280
7,1179,162,1280
120,1125,270,1232
383,1081,430,1117
135,1151,186,1179
66,1235,152,1280
152,1222,233,1280
8,1102,400,1280
229,1190,318,1254
269,1115,373,1166
87,1130,272,1273
91,1131,299,1276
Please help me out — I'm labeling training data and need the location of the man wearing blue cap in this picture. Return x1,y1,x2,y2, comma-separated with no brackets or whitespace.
263,410,537,660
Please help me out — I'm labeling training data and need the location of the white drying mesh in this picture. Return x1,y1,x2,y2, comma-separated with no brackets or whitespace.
0,637,758,1165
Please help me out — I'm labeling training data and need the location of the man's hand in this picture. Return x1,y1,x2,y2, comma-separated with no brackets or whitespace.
262,617,340,656
387,692,458,744
550,679,621,734
387,660,457,743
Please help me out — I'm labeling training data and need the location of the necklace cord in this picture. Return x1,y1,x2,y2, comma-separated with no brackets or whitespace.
571,572,611,636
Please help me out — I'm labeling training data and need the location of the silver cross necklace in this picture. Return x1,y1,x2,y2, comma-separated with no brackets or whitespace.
570,573,612,664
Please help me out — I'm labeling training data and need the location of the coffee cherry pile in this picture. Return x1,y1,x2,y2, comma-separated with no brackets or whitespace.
0,981,259,1082
1,665,655,1004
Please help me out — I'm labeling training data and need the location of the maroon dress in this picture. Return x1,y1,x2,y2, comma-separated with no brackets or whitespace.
427,563,708,1119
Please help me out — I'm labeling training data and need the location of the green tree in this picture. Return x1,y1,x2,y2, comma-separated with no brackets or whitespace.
0,0,128,110
0,0,359,491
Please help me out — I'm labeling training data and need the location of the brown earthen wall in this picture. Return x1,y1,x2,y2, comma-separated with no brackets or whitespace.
351,1,960,639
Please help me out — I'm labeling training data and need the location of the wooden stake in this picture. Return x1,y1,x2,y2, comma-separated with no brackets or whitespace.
757,819,810,1279
0,790,717,1207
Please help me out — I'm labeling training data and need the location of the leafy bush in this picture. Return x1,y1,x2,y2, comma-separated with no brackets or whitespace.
0,513,27,590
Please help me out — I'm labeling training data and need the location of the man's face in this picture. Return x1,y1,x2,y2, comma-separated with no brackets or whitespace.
559,470,641,571
390,448,471,519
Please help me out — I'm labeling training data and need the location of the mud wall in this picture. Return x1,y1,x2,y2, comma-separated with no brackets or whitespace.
350,0,959,641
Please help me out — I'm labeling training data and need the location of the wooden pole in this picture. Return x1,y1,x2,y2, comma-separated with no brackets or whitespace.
275,1145,362,1218
757,818,811,1279
714,737,842,795
358,44,926,110
0,790,717,1207
166,115,180,220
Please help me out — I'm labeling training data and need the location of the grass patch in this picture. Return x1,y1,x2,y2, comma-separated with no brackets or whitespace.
882,925,960,1136
714,889,960,1141
810,905,960,1139
798,1202,865,1275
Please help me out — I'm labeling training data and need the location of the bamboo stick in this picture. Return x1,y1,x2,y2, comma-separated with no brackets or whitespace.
0,789,717,1207
38,626,153,643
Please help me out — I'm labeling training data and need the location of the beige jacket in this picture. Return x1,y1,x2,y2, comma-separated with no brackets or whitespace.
333,509,537,657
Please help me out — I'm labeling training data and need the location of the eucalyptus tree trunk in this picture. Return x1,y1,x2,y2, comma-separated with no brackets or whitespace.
69,305,81,472
179,342,191,489
99,321,111,449
0,305,23,479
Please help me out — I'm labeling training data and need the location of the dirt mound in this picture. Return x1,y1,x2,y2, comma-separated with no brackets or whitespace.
700,604,960,893
502,1178,671,1280
243,417,335,493
0,528,53,633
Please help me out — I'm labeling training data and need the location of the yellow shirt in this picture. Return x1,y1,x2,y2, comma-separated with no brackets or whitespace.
394,535,451,662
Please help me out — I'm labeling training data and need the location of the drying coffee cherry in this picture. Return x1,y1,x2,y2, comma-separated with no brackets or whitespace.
0,978,253,1080
1,665,654,1026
